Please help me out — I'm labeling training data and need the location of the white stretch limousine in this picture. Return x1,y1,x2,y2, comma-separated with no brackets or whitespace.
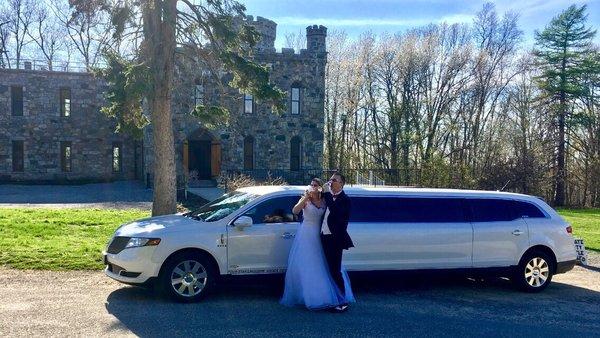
103,186,577,302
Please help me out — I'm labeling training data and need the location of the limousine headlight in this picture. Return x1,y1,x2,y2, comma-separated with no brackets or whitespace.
125,237,161,249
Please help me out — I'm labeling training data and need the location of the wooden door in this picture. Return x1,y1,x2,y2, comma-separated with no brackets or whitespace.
211,142,221,178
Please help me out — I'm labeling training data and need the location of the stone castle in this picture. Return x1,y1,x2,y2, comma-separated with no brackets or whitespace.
0,16,327,186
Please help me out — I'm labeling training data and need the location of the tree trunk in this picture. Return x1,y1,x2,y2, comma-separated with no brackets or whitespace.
555,106,566,206
151,95,177,215
554,50,568,206
145,0,177,216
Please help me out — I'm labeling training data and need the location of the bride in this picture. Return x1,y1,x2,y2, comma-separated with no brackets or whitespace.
280,178,354,310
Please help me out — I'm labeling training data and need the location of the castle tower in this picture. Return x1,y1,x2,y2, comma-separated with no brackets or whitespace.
306,25,327,53
244,15,277,53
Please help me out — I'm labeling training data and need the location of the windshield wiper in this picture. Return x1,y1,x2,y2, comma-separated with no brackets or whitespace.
184,212,203,221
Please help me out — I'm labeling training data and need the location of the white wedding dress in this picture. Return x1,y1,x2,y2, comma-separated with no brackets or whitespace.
280,200,355,310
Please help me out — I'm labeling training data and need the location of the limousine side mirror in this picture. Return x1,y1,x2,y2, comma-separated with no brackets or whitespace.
233,216,253,230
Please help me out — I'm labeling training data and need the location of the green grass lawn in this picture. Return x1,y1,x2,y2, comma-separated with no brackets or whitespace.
0,208,149,270
557,208,600,253
0,207,597,271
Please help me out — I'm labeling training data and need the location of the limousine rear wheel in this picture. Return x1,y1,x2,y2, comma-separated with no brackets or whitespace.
514,250,554,293
160,252,217,302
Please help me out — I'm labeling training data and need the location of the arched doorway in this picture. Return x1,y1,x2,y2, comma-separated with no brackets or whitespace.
184,128,221,180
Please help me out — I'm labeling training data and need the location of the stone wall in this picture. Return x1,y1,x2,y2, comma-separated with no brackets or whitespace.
0,69,136,183
223,49,326,171
159,24,327,184
0,19,327,185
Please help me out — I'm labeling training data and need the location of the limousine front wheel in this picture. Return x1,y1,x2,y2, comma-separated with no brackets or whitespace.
159,252,217,302
513,250,554,292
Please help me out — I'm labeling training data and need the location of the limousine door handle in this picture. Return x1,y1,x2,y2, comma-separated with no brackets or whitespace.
281,232,295,239
512,229,524,236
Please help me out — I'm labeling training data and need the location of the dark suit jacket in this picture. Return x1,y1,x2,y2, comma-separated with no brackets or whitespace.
322,190,354,250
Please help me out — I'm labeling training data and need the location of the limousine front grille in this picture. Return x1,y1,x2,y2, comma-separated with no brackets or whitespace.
107,236,130,254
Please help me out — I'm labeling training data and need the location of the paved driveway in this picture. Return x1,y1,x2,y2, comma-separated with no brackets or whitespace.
0,181,152,209
1,262,598,337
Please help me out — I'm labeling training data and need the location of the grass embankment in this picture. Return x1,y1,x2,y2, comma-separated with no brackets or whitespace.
558,208,600,253
0,208,149,270
0,208,597,270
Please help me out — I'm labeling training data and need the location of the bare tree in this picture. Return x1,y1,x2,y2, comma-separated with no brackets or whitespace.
49,0,112,69
284,30,306,53
1,0,36,68
465,3,522,180
0,16,10,67
26,3,66,70
324,30,348,169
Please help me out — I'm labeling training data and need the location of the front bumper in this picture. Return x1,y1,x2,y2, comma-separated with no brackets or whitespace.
556,259,576,274
102,246,161,284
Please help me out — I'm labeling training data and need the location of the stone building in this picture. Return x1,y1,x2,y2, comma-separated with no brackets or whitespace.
0,16,327,185
0,70,139,183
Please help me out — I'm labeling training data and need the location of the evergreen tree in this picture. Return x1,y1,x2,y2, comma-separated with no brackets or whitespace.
74,0,285,215
534,4,596,206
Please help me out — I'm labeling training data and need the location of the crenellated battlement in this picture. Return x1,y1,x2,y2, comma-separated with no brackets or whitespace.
254,47,327,60
239,15,277,52
238,16,327,55
306,25,327,36
243,15,277,26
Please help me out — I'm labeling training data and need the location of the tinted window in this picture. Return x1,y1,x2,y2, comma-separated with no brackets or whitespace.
244,196,299,224
112,143,122,172
469,199,519,222
512,200,547,218
350,197,465,223
243,136,254,170
244,94,253,114
12,140,24,172
11,86,23,116
290,137,301,171
291,87,301,115
61,141,72,172
60,88,71,117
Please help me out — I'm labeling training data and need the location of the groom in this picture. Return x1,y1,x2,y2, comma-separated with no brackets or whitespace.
321,172,354,313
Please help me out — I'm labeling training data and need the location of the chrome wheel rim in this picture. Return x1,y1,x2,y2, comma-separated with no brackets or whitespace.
524,257,549,287
170,260,207,297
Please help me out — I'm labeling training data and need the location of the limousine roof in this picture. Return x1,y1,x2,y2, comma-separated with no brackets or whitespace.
237,185,539,201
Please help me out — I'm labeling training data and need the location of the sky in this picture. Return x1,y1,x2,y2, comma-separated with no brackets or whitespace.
242,0,600,49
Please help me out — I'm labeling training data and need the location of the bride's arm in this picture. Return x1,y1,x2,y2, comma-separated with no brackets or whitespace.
292,193,309,215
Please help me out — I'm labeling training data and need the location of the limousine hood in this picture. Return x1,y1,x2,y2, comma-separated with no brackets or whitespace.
114,214,196,237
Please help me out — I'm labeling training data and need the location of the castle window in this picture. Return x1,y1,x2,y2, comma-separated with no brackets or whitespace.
60,88,71,117
194,82,204,107
291,86,301,115
12,141,24,172
243,136,254,170
112,142,122,173
290,136,302,171
11,86,23,116
244,94,254,114
61,142,72,172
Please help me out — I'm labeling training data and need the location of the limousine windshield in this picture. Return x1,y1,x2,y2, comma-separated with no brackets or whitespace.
188,191,258,222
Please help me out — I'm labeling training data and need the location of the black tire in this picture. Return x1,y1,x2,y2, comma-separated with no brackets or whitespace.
513,250,554,293
159,252,218,302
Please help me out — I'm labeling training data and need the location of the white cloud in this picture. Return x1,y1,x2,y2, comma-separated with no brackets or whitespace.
491,0,591,18
274,13,474,27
